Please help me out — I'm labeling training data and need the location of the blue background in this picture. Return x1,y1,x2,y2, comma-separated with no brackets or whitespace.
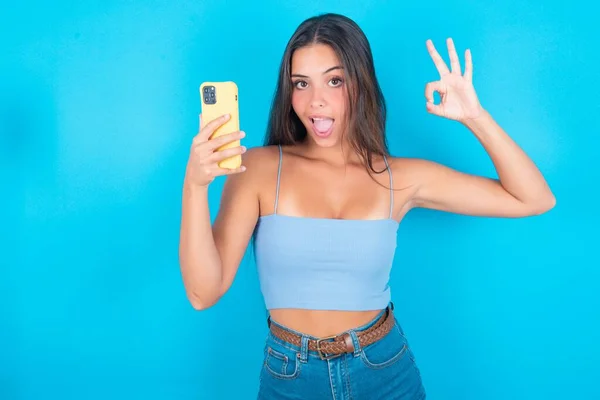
1,1,597,399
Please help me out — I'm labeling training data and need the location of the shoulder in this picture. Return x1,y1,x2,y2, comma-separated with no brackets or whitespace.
228,145,281,191
386,155,467,205
386,156,442,184
385,156,448,207
242,144,307,172
242,145,280,174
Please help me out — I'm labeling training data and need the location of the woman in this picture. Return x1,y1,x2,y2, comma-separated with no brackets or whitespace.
179,13,555,400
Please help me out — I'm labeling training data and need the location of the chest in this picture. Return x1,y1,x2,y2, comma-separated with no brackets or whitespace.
264,160,393,220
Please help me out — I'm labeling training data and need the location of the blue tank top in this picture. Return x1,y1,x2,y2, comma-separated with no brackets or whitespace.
252,145,399,311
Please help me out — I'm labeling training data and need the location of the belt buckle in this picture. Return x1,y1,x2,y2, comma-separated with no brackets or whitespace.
315,334,342,360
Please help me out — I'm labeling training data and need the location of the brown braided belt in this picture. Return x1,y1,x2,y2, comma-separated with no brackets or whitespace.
269,305,395,360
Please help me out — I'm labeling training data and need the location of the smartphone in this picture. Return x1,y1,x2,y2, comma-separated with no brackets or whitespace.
199,81,241,169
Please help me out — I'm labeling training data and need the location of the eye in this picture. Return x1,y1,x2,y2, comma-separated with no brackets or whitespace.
293,80,308,89
329,77,344,87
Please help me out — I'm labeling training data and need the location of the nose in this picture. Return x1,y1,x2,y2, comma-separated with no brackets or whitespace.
309,86,326,108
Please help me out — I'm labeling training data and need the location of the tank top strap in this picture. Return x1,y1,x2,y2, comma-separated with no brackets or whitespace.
382,155,394,219
274,145,283,214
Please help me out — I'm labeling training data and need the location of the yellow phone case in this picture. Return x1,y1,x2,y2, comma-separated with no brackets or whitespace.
200,81,241,169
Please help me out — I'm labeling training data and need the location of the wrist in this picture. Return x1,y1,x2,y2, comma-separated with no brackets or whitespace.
184,179,209,195
462,107,490,131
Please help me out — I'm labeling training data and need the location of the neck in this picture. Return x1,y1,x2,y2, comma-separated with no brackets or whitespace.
300,137,362,166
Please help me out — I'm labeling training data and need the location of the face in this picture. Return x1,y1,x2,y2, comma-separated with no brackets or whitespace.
290,44,348,147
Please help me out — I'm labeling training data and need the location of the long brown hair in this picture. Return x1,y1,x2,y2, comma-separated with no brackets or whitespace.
264,13,389,175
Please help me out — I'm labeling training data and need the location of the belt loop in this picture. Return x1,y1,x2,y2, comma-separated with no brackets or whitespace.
299,336,309,363
349,330,361,357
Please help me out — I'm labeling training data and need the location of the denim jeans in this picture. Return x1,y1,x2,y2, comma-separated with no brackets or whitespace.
257,304,426,399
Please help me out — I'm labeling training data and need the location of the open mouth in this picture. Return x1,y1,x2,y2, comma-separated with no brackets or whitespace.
310,117,335,138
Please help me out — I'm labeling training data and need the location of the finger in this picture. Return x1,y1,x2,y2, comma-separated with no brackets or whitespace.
447,38,461,74
224,165,247,174
208,145,247,163
206,130,246,151
213,165,247,177
426,100,444,116
426,39,450,76
197,113,231,142
424,81,445,104
464,49,473,82
191,131,244,164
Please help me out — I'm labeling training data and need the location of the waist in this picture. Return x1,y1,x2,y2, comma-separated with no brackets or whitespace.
267,303,396,360
268,308,384,337
259,283,392,312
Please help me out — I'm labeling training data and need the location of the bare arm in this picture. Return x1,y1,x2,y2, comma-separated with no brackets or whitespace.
178,114,261,310
402,38,555,218
406,109,555,217
179,183,223,308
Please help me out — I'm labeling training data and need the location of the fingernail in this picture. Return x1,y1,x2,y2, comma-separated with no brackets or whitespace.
224,114,230,120
240,131,246,137
241,146,246,152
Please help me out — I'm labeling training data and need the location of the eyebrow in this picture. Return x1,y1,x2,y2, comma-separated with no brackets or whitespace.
291,66,344,78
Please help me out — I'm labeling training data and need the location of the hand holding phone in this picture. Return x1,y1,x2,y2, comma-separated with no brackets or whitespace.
185,105,246,188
